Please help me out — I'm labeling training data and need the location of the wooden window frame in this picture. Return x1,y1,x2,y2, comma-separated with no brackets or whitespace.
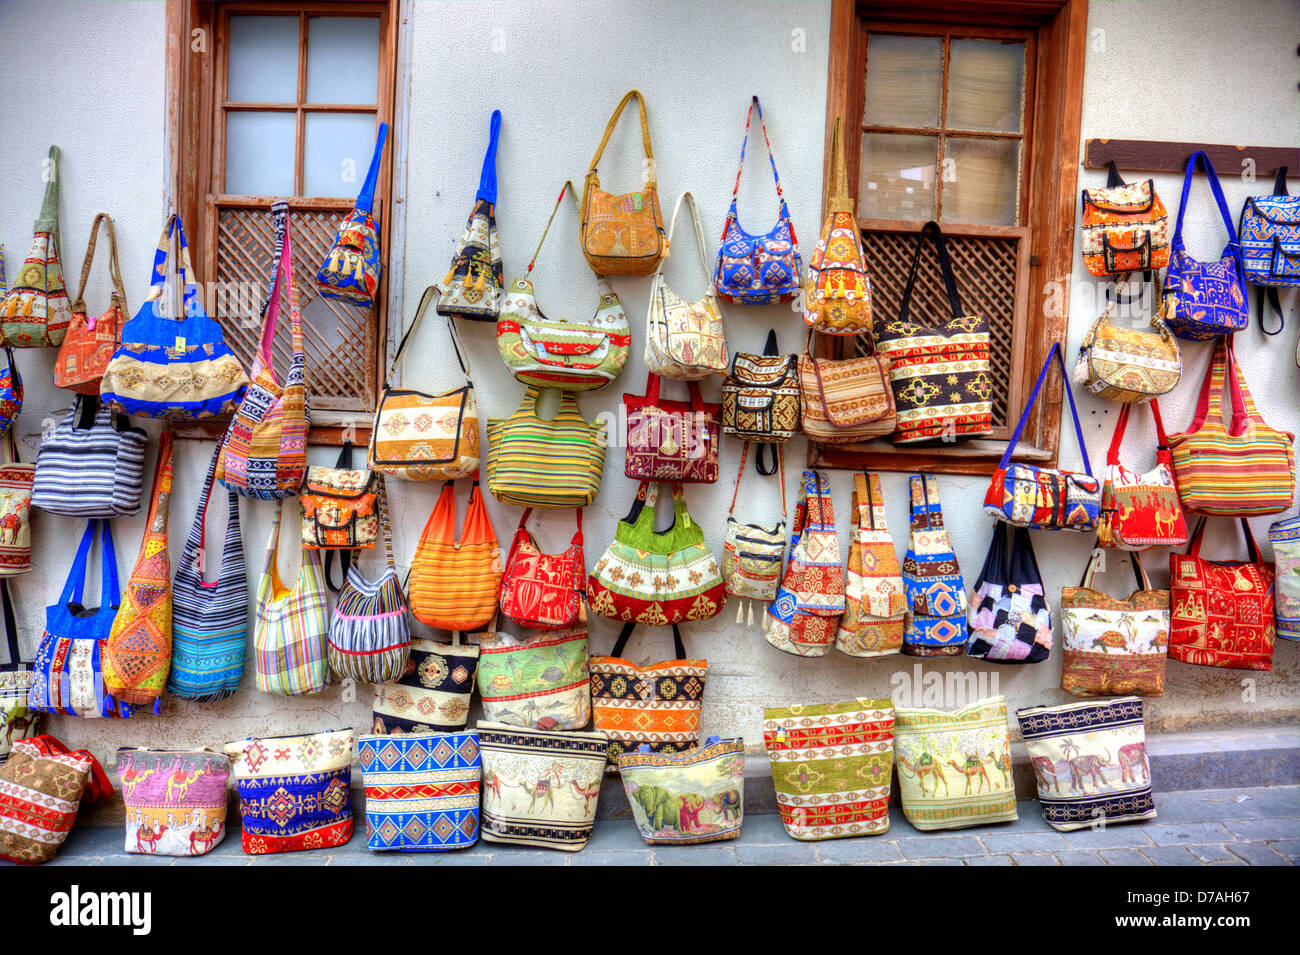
814,0,1088,476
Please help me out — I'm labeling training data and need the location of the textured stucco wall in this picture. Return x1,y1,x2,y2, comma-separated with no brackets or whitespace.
0,0,1296,773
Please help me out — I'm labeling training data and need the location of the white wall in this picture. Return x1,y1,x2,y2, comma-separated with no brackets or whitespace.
0,0,1296,771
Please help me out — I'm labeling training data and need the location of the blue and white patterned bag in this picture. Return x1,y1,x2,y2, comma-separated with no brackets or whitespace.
1239,166,1300,334
358,730,480,852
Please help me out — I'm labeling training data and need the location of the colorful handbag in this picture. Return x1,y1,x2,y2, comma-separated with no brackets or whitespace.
1097,400,1188,550
102,430,174,712
31,394,146,518
1167,336,1295,516
619,736,745,845
317,123,388,306
764,469,846,657
358,730,481,851
721,443,787,622
498,508,585,631
225,729,353,854
714,96,801,305
876,222,993,443
1061,548,1169,698
903,474,968,657
301,442,379,555
646,191,729,378
580,90,666,276
983,341,1101,530
0,146,70,348
169,440,246,702
438,110,504,323
1239,167,1300,332
253,502,328,696
369,285,479,481
100,214,249,420
476,625,590,731
967,522,1052,663
1017,697,1156,831
499,182,630,391
487,386,607,508
0,348,19,430
117,748,229,856
0,735,113,864
1169,517,1275,671
409,480,501,632
894,697,1018,831
837,473,906,658
1072,298,1181,403
803,118,872,334
1080,161,1171,276
477,721,608,851
1161,150,1248,340
1268,514,1300,641
588,481,726,625
0,430,35,577
798,331,895,443
55,212,125,394
763,698,895,841
590,621,706,770
720,330,801,469
623,373,721,483
371,632,479,735
0,582,38,760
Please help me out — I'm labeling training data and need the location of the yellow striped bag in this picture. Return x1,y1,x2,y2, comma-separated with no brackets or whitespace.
487,386,607,509
409,480,501,632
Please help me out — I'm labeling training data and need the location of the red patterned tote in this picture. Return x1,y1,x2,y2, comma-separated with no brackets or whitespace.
836,472,906,657
0,734,113,864
498,508,585,631
1097,399,1187,550
623,373,721,483
764,470,845,657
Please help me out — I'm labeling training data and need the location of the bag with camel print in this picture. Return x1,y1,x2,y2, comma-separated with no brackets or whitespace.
893,696,1018,832
116,747,230,856
1017,697,1156,832
0,580,39,761
1097,399,1188,551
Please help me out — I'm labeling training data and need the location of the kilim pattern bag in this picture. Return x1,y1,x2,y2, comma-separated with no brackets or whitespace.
590,621,706,771
619,736,745,845
253,502,328,696
0,430,35,577
301,442,379,559
0,146,70,348
967,522,1052,663
1268,514,1300,641
168,440,246,702
498,508,585,631
409,480,501,632
623,372,720,483
798,330,895,443
117,748,229,856
894,697,1018,831
903,474,968,657
764,469,845,657
1061,548,1169,698
477,721,607,851
580,90,666,276
836,473,906,658
0,348,19,431
1239,167,1300,332
876,222,993,443
438,110,504,323
499,181,630,391
803,118,872,334
1169,517,1275,671
1017,697,1156,832
588,481,726,625
1073,298,1181,403
1097,400,1187,550
1167,336,1295,516
225,729,353,854
0,582,38,761
0,735,113,864
720,330,801,474
1080,161,1171,276
316,123,388,306
476,625,590,731
721,443,787,623
102,431,174,712
647,191,728,379
358,730,481,852
371,632,478,735
763,698,895,842
55,212,126,395
714,96,801,305
32,394,146,518
487,385,607,508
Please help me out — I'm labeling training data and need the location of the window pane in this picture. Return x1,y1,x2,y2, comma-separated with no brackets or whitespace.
947,39,1025,132
943,137,1019,226
306,16,380,105
227,15,299,103
304,112,378,197
859,133,937,220
864,35,942,128
225,111,296,196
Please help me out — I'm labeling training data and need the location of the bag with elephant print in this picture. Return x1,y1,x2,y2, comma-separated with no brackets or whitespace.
618,737,745,845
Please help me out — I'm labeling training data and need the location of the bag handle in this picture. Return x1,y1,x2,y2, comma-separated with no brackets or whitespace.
998,341,1092,475
1172,150,1241,273
35,145,60,252
355,122,389,216
0,579,23,671
257,205,302,379
383,284,472,388
1079,544,1152,591
71,212,128,317
826,116,853,213
730,441,787,518
610,619,687,662
1187,337,1249,439
1105,160,1125,189
146,215,203,323
1106,399,1171,465
528,180,579,273
376,476,395,568
0,425,21,467
644,371,707,414
731,96,790,208
655,191,714,293
477,110,502,205
1273,166,1290,196
1224,335,1267,431
1187,515,1260,563
587,90,654,177
899,221,964,325
26,736,115,804
513,506,584,546
182,437,225,575
909,473,947,531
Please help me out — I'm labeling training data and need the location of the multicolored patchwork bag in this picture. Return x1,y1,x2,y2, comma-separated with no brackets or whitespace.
623,373,720,483
714,97,801,305
359,730,481,852
894,697,1018,831
1097,400,1187,550
1017,697,1156,832
967,522,1052,663
0,735,113,864
498,508,585,631
56,212,126,395
619,737,745,845
476,626,590,731
1072,298,1181,403
409,480,502,632
117,748,229,856
721,443,787,623
371,632,479,735
253,502,328,696
0,430,35,578
31,394,147,518
763,698,895,841
487,386,607,508
798,331,895,443
0,146,71,348
1080,161,1170,276
0,582,38,760
590,622,706,771
836,472,906,658
804,118,872,334
1239,167,1300,333
438,110,503,323
720,330,801,472
1269,514,1300,641
764,469,845,658
903,474,968,657
647,191,729,379
317,123,388,306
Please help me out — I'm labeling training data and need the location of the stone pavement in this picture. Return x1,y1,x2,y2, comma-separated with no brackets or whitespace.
34,784,1300,866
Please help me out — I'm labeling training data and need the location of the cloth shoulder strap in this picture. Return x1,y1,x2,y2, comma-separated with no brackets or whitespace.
899,221,964,324
1079,544,1152,591
909,474,944,531
0,579,23,671
477,110,502,205
528,180,579,272
587,90,654,175
356,122,389,215
1187,515,1259,563
825,117,852,212
1172,150,1240,258
654,191,713,290
610,620,687,661
1106,398,1171,464
384,284,472,388
35,145,60,250
999,341,1092,475
730,442,786,518
256,203,302,378
731,96,787,204
72,212,128,315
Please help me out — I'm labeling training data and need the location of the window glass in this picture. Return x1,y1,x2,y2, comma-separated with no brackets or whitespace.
225,111,296,195
304,112,377,196
227,15,299,102
859,133,937,220
306,15,380,104
948,39,1025,132
864,35,943,128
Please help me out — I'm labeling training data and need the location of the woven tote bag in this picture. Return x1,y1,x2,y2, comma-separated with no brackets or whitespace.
1268,514,1300,641
31,394,146,518
358,730,481,851
409,480,502,632
764,469,846,657
0,429,35,577
0,581,38,761
966,522,1053,663
619,737,746,845
1072,299,1181,403
1240,166,1300,331
798,331,896,443
117,748,229,856
837,473,906,658
1080,161,1171,277
763,698,895,841
316,123,388,306
721,443,787,622
476,625,590,731
498,508,585,631
803,119,872,334
300,442,379,556
1097,399,1187,550
720,330,801,457
0,735,113,864
0,145,71,348
903,474,969,657
487,386,607,508
623,372,721,483
371,631,479,735
438,109,503,323
55,212,126,395
253,502,328,696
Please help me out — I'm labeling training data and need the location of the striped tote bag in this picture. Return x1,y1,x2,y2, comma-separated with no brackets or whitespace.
1167,336,1295,516
169,440,247,701
31,394,147,518
253,501,328,696
487,385,606,508
409,480,501,632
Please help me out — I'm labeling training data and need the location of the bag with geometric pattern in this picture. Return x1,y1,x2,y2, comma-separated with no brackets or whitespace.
0,146,71,348
438,110,504,323
764,469,845,658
